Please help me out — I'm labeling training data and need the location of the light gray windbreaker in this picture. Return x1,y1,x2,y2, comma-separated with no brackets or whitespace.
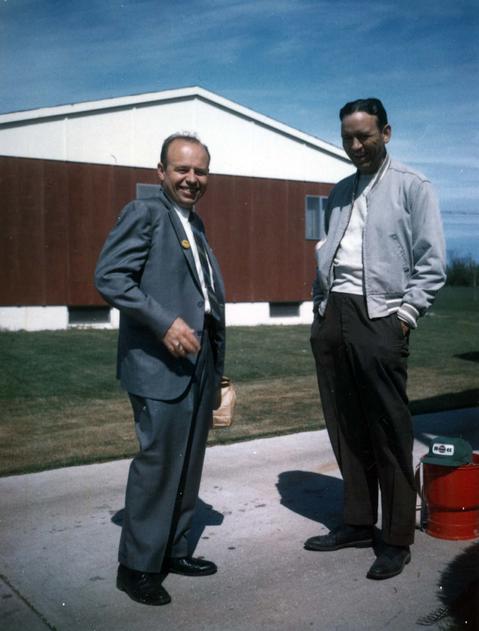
313,156,446,328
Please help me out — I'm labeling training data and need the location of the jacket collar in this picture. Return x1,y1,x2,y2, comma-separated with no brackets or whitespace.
351,153,391,204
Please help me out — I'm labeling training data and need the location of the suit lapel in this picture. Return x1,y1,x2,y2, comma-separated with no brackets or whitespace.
159,189,224,304
205,244,225,302
189,210,225,302
161,192,203,293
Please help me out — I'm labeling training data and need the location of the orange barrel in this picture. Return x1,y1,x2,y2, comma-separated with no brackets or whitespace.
423,453,479,540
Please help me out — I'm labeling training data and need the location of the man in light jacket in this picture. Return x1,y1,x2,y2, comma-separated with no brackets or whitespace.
305,98,446,579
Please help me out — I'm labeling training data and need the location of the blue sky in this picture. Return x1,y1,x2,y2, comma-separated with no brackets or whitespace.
1,0,478,255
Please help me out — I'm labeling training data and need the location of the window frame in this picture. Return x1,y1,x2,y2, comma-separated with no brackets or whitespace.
305,195,327,241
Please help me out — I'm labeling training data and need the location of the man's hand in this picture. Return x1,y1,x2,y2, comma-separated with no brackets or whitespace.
400,321,410,336
163,317,201,358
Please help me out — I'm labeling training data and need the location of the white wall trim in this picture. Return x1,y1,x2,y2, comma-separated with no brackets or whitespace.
0,306,68,331
0,303,314,331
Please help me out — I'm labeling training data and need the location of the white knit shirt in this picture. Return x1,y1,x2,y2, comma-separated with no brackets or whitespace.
331,174,374,295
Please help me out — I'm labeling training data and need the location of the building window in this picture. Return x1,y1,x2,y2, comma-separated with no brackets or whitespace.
68,307,111,326
136,183,162,199
305,195,327,240
269,302,300,318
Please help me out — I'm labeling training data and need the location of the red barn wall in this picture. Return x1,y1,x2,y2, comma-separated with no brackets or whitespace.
0,156,333,307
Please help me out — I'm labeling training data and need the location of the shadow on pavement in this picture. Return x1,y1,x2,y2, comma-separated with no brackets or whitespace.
438,540,479,629
110,499,224,556
188,499,224,555
417,540,479,629
111,508,124,526
276,470,343,529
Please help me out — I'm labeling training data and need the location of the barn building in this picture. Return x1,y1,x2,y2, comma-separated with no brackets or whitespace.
0,86,353,330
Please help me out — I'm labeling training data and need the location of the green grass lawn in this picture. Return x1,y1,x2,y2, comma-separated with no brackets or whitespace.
0,286,477,476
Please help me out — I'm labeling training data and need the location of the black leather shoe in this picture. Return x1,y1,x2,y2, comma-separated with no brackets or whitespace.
304,525,373,551
165,556,217,576
116,564,171,606
367,545,411,580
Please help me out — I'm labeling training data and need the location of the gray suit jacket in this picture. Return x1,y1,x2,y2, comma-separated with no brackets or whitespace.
95,188,225,400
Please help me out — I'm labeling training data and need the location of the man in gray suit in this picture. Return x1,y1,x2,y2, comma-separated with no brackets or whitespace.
95,133,225,606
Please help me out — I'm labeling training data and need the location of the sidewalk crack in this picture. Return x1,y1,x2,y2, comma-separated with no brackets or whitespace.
1,573,57,631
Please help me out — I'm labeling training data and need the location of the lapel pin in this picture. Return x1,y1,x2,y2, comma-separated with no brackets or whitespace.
181,239,191,249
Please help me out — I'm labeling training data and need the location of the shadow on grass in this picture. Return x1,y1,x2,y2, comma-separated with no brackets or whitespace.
410,389,479,418
454,351,479,363
110,498,224,557
413,396,479,452
276,470,343,529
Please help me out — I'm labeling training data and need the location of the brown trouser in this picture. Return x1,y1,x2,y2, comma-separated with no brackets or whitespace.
310,292,416,546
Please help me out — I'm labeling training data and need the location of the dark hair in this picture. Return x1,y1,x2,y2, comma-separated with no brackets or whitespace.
339,98,388,129
160,132,210,168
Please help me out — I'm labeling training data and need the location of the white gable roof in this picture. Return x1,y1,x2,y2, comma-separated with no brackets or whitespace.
0,86,353,182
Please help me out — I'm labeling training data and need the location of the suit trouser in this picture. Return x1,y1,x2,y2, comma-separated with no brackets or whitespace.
310,292,416,546
118,329,216,573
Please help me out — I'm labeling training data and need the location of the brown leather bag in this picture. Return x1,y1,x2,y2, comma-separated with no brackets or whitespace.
212,377,237,428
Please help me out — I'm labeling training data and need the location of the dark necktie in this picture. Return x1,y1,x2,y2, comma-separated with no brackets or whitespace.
189,215,221,321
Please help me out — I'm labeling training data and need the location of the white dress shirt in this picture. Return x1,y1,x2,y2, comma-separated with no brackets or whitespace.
174,204,214,314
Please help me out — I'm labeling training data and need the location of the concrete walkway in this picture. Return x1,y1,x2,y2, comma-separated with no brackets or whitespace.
1,407,478,630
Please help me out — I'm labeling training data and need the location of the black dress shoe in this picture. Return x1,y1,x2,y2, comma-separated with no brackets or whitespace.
304,525,373,551
116,564,171,606
366,545,411,580
165,556,217,576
